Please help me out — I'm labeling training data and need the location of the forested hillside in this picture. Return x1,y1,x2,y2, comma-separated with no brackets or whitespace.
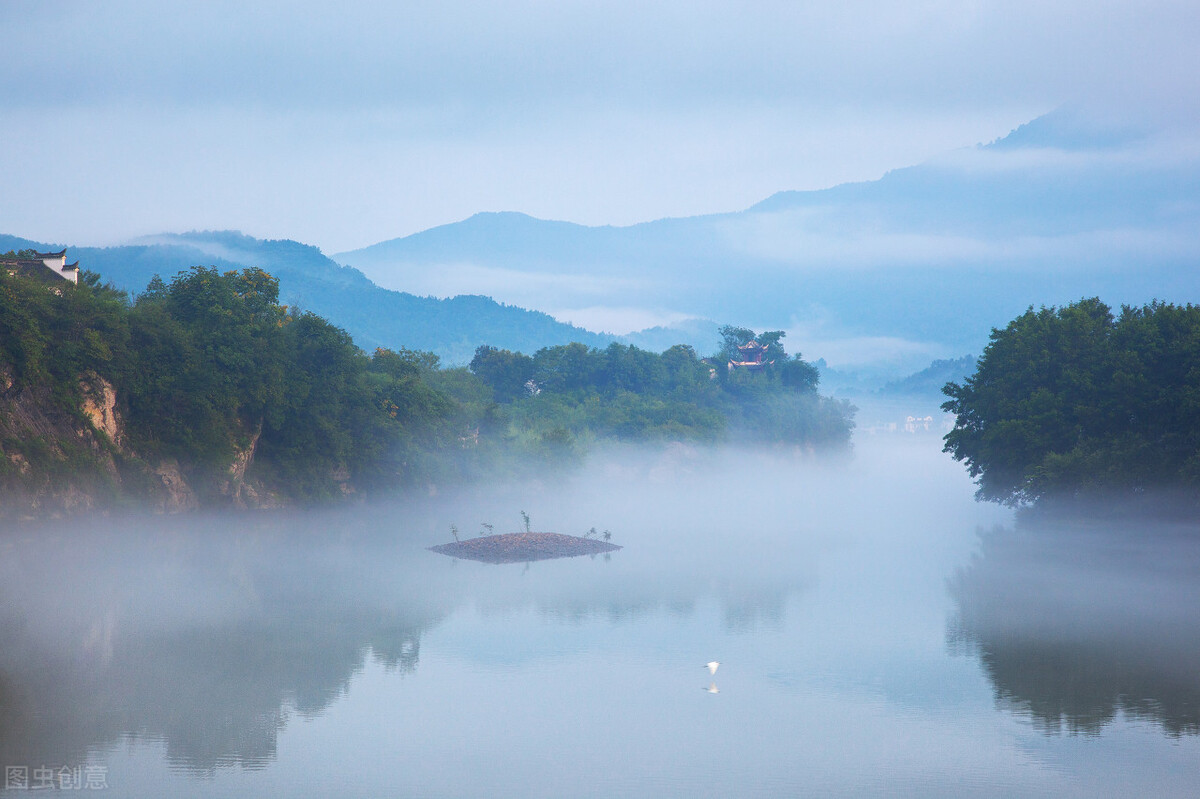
0,231,611,365
0,259,854,517
0,257,477,512
469,325,853,455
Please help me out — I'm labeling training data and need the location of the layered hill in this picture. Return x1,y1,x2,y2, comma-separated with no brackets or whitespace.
337,110,1200,374
0,231,610,365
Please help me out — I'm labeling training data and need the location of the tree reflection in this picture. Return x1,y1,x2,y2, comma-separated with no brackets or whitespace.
949,519,1200,736
0,486,811,775
0,517,448,773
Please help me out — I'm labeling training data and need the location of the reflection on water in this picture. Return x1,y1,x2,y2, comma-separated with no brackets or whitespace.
0,446,822,782
1,441,1197,796
950,518,1200,736
0,516,445,773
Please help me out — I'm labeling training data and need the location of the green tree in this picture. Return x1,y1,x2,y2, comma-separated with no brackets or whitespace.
469,345,535,401
717,325,757,362
942,298,1200,507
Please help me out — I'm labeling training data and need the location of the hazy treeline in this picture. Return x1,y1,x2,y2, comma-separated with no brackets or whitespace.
0,261,853,510
942,297,1200,509
469,324,854,454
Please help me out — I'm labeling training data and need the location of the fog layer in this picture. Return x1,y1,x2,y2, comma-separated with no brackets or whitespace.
2,438,1197,796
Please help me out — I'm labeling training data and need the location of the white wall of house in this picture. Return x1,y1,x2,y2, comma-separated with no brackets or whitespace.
38,253,78,284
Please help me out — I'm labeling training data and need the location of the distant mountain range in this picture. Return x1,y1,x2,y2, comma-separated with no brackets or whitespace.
336,110,1200,377
876,355,978,398
0,231,613,365
7,109,1197,388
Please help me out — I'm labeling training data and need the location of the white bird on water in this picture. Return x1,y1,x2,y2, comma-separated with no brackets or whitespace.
706,661,720,675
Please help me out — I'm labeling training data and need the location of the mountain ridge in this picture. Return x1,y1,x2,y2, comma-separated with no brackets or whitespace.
1,231,614,365
333,110,1200,375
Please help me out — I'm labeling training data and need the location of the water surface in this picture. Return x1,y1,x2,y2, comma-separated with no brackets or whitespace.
1,438,1197,796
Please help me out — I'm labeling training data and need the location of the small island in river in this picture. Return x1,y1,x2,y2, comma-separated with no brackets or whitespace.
429,532,622,564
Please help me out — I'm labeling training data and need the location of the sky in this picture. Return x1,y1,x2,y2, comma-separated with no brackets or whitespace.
2,1,1199,254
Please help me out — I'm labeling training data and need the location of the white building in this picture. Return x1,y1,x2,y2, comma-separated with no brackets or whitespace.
0,249,80,284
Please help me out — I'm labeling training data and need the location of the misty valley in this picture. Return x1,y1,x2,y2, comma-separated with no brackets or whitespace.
1,439,1198,797
6,3,1200,794
1,224,1199,799
0,247,1199,795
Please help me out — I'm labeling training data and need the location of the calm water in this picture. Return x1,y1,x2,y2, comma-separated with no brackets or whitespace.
1,437,1198,797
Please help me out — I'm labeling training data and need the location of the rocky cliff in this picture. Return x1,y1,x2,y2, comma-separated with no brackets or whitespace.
0,367,278,519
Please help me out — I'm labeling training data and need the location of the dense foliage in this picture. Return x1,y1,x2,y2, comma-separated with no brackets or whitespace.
0,252,130,401
0,232,612,365
469,325,853,455
942,298,1200,507
0,261,854,509
0,261,471,503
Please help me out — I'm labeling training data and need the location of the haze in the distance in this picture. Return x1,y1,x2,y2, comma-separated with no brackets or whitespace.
4,1,1198,254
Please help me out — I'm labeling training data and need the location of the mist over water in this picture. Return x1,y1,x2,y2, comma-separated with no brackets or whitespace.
1,436,1197,797
950,518,1200,737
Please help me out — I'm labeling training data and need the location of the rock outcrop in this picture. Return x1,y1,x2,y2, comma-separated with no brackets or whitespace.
152,459,199,513
0,367,116,518
0,366,202,518
216,421,282,510
79,372,124,449
0,366,355,518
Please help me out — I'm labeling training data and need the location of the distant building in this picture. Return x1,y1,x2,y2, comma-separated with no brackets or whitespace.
728,340,773,371
0,249,80,284
904,415,934,433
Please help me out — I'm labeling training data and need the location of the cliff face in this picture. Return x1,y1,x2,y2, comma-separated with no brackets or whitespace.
218,421,283,511
0,368,282,519
0,367,116,518
78,373,123,449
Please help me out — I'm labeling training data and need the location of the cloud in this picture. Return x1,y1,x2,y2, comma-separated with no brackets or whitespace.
3,1,1199,253
720,212,1200,268
0,101,1027,253
546,307,695,336
715,126,1200,269
938,128,1200,174
787,331,948,372
5,1,1199,121
350,259,648,310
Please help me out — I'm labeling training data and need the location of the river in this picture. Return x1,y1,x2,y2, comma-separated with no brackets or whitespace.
1,435,1197,796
